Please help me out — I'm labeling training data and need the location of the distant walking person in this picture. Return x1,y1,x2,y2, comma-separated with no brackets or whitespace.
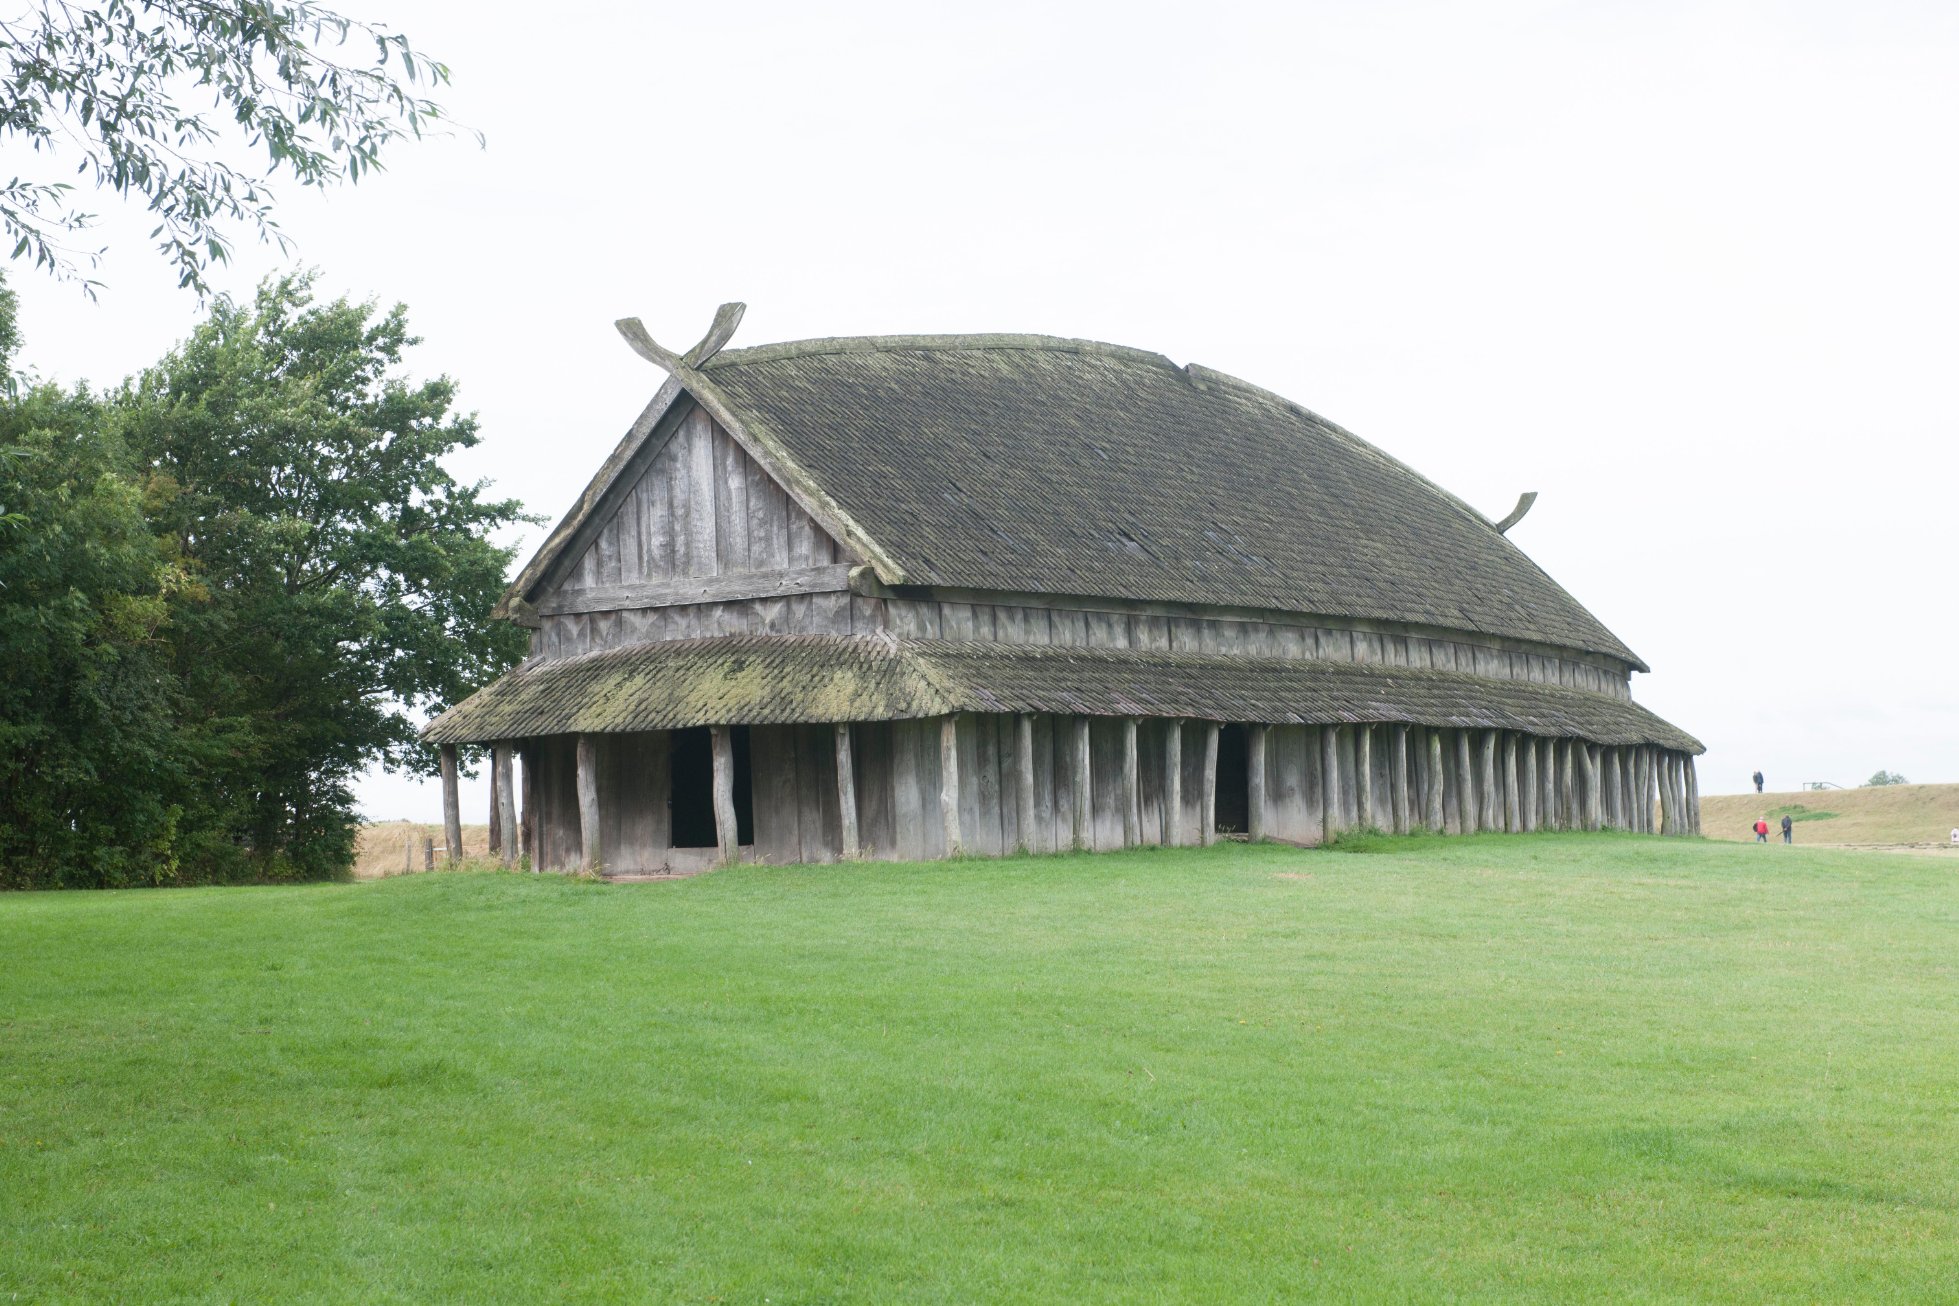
1754,818,1770,843
1780,814,1793,844
1753,770,1765,794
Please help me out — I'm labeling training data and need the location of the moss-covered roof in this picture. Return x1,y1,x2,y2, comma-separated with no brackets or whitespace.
423,636,1699,752
660,335,1643,667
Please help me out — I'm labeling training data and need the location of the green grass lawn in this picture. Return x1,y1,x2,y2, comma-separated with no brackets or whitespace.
4,835,1957,1303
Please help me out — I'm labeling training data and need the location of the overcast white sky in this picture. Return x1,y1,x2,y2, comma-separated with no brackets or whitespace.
11,0,1956,821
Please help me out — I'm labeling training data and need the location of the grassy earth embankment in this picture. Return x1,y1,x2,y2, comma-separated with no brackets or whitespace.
1699,781,1959,849
5,835,1958,1302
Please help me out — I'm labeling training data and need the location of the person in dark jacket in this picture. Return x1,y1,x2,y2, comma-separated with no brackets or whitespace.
1781,814,1794,844
1753,770,1765,793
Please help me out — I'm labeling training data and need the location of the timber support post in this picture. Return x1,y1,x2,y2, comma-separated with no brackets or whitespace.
1322,725,1342,839
1390,724,1411,835
1015,714,1036,853
834,723,860,860
1522,735,1539,832
1480,730,1499,832
940,715,964,857
494,744,517,866
1355,725,1374,831
1201,722,1220,846
439,744,463,865
1248,724,1269,841
709,725,737,865
1071,717,1091,852
1425,729,1445,833
1503,733,1521,833
1559,740,1576,832
1454,730,1475,835
577,734,602,872
1685,755,1701,834
1163,719,1184,847
1121,717,1141,848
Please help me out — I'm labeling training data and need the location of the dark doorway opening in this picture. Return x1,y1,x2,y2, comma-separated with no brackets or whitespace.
1215,724,1250,835
670,725,754,848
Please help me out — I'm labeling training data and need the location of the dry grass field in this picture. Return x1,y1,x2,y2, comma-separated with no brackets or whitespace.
353,821,492,877
1700,781,1959,850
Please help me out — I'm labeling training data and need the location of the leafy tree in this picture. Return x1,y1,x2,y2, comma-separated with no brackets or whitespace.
0,283,192,884
1864,770,1909,787
0,1,457,294
112,271,529,878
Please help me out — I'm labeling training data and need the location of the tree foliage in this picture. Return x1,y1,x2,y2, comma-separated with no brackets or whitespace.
0,0,457,294
0,272,527,887
1863,770,1909,788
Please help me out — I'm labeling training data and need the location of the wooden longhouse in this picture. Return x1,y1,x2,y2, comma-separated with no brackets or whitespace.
425,305,1703,874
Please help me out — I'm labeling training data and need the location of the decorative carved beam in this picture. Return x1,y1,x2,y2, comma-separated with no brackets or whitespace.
615,302,748,373
1493,491,1538,534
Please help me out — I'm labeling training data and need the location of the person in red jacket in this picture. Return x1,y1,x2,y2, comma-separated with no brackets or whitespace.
1754,818,1770,843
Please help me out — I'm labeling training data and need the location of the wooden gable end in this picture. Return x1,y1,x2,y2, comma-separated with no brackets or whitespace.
535,402,855,618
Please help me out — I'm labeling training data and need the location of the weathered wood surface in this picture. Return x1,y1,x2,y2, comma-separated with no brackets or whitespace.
1502,733,1520,833
1163,719,1184,847
709,725,737,865
575,735,601,871
1249,724,1270,841
1201,722,1220,846
487,755,503,857
1319,725,1341,839
495,746,518,864
1684,754,1701,835
940,715,964,856
1479,730,1499,833
1390,725,1410,835
1121,718,1141,848
1425,729,1445,832
1071,716,1092,851
1520,735,1538,832
439,745,462,865
1354,726,1374,833
834,723,859,859
538,563,853,616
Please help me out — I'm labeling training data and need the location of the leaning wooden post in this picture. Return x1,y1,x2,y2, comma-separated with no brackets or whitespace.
1685,754,1701,834
834,723,860,860
1521,735,1539,832
1014,714,1036,853
707,726,737,864
1355,725,1374,832
1121,717,1141,848
1390,725,1411,835
1502,733,1521,833
1479,730,1499,832
1322,724,1343,839
576,734,602,872
1657,750,1676,836
1559,740,1577,832
1538,738,1557,831
494,744,517,866
1248,724,1270,841
439,744,463,865
1071,717,1092,852
1643,748,1659,834
940,715,964,858
1163,719,1184,847
1454,730,1475,835
1601,747,1620,830
1200,722,1220,846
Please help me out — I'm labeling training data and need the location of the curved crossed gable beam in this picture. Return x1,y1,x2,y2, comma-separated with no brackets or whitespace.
493,304,908,624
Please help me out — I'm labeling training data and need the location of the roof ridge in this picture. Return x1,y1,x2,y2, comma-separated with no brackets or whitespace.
703,333,1176,372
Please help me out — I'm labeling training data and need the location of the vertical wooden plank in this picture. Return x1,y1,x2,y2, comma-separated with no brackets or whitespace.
941,715,963,857
1162,719,1184,846
1477,731,1497,833
1201,722,1220,847
1248,724,1269,842
1559,740,1577,832
1656,750,1674,835
1270,725,1308,844
1455,731,1476,836
1583,744,1601,832
1029,714,1056,853
440,745,463,865
1354,725,1374,831
971,714,1002,858
1071,716,1092,852
1522,736,1539,832
519,744,535,866
1015,714,1036,854
1321,725,1342,839
1502,734,1520,833
1120,717,1141,848
1685,755,1701,835
1390,725,1410,835
576,735,601,871
488,754,503,857
834,723,859,860
892,719,924,860
1425,729,1445,833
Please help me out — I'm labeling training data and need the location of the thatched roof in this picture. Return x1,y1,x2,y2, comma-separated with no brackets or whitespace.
510,333,1644,668
424,635,1699,752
